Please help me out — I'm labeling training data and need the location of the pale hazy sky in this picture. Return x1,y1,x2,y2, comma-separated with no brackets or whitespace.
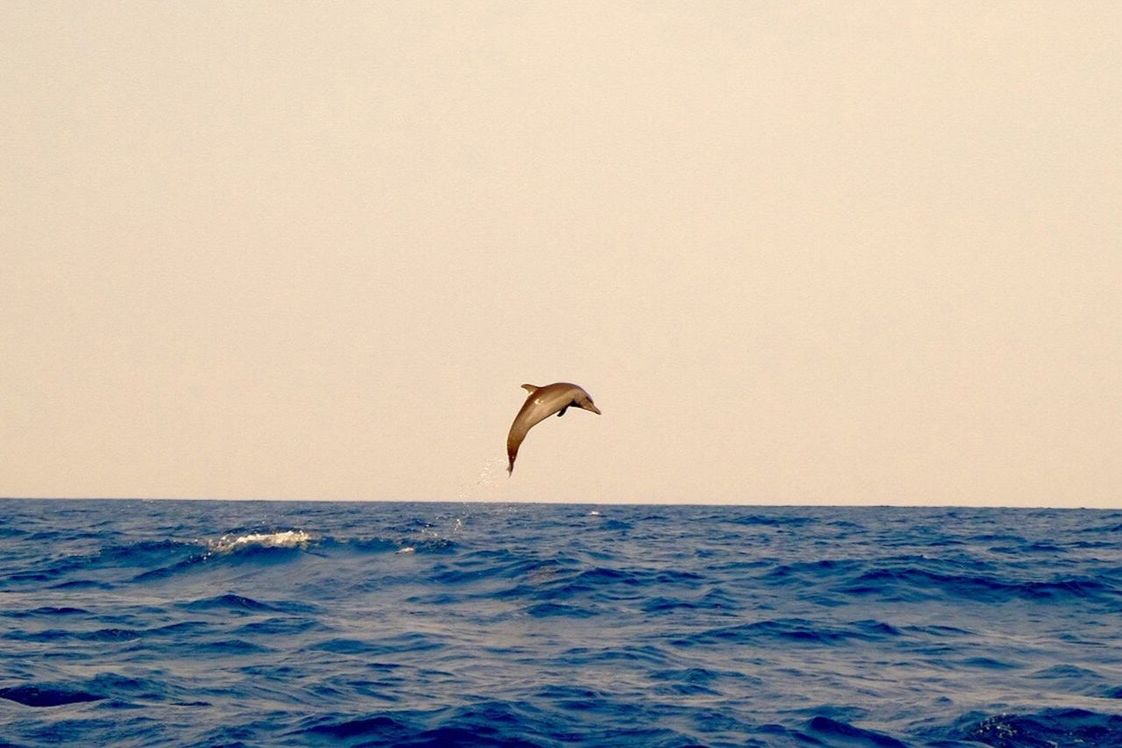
2,2,1119,506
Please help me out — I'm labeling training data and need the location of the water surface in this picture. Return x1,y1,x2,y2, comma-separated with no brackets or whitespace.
1,500,1120,746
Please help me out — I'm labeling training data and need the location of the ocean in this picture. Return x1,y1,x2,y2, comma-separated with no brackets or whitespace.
1,500,1120,747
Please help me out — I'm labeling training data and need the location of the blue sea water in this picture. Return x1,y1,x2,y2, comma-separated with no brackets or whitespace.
1,500,1120,747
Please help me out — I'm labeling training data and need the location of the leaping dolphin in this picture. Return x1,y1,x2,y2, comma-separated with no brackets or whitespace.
506,382,601,475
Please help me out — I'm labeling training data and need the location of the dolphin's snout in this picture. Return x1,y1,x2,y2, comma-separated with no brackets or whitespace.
585,403,601,415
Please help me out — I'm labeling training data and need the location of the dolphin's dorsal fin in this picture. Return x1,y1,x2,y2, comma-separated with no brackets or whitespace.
521,384,539,393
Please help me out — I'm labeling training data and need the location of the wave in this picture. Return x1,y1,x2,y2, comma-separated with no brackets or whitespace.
676,617,902,647
295,703,599,747
728,513,818,527
522,601,598,618
182,593,284,612
3,526,452,586
948,708,1122,746
806,715,908,747
207,530,312,553
1,606,90,619
123,531,448,584
837,565,1118,603
0,684,104,707
0,672,171,708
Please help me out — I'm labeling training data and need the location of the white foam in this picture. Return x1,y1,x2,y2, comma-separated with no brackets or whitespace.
396,546,415,554
209,530,312,553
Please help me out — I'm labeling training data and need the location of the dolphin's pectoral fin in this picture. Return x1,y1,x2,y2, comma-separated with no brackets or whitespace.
557,406,569,417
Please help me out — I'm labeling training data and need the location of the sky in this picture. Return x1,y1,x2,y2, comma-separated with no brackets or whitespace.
2,2,1119,506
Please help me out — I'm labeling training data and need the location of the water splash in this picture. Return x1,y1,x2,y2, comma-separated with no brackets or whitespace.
207,530,312,554
457,455,506,501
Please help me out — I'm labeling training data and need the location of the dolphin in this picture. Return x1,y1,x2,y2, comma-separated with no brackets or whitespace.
506,382,601,475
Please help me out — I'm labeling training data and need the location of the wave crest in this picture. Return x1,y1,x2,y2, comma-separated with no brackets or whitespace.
207,530,312,554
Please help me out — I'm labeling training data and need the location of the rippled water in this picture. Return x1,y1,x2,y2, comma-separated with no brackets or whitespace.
1,500,1121,746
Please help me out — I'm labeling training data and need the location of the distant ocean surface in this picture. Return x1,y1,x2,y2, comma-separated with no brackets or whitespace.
1,501,1121,747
